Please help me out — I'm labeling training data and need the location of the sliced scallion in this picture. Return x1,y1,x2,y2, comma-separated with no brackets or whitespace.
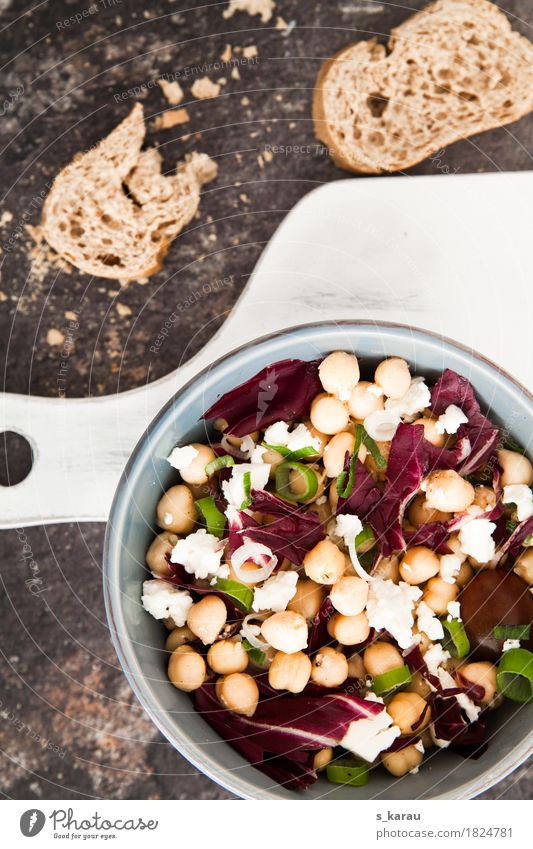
326,758,369,787
496,648,533,703
371,664,412,696
213,578,253,613
262,443,318,461
241,638,266,666
493,624,531,641
275,461,318,503
195,496,226,539
441,618,470,658
337,425,386,499
362,430,387,470
355,524,376,553
205,455,235,476
240,471,252,509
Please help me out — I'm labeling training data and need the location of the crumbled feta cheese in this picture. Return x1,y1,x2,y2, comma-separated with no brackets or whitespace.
336,513,364,545
240,435,256,458
167,444,199,470
163,512,173,526
439,553,462,584
366,579,422,649
222,462,271,508
435,404,468,435
263,421,321,453
458,519,496,563
141,580,193,625
503,485,533,522
414,739,425,754
367,383,384,397
438,666,481,722
363,409,401,442
170,530,228,581
316,495,327,505
252,570,298,612
384,377,431,421
342,695,401,762
423,643,451,676
447,600,461,621
503,638,521,652
430,727,451,749
417,601,445,641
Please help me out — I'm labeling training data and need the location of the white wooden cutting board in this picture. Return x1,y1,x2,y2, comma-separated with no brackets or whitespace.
1,171,531,528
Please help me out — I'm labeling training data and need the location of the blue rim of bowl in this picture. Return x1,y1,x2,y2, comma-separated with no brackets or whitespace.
103,320,532,800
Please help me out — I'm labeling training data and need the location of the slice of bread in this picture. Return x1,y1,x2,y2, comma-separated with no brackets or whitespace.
42,104,217,281
313,0,533,174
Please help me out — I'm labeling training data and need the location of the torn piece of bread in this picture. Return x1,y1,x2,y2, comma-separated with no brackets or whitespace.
313,0,533,174
223,0,275,24
42,104,217,281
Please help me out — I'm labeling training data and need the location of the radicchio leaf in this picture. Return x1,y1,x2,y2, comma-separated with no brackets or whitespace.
336,458,382,518
403,523,452,554
428,691,487,757
194,682,383,788
307,596,336,654
203,358,322,437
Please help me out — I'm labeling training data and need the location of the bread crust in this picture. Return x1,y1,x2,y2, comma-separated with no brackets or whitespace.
313,0,533,174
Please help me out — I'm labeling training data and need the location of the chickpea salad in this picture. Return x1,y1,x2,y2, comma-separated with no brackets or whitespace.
141,352,533,790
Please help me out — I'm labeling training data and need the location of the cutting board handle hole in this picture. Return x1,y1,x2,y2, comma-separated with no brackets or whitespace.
0,431,33,487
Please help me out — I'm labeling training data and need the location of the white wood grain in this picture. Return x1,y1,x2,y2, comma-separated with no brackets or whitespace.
1,171,531,528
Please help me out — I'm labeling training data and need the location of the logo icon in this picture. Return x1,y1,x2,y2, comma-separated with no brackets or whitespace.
20,810,46,837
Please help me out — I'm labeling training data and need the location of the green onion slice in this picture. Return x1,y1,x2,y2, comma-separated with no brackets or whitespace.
441,618,470,658
496,648,533,703
493,624,531,641
205,455,235,476
241,638,266,666
371,664,412,696
262,443,318,461
326,758,369,786
240,471,252,509
337,425,386,499
524,534,533,547
362,430,387,470
275,461,318,503
506,519,518,534
503,436,527,454
195,496,226,539
213,578,253,613
355,524,376,553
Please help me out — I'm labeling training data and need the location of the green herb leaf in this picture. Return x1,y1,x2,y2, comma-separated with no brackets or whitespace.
214,579,253,613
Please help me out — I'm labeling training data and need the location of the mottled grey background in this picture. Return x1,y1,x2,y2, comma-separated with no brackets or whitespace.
0,0,531,800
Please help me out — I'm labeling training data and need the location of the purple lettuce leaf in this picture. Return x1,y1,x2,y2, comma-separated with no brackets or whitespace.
195,682,383,789
403,523,452,554
430,369,490,428
307,596,336,654
337,458,382,518
428,691,487,757
203,358,322,437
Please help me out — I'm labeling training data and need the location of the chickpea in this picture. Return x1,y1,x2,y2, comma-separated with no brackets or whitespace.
374,357,411,400
310,393,349,435
313,748,334,771
423,469,475,513
156,485,196,534
514,547,533,585
176,443,216,486
364,439,391,481
412,626,430,654
311,647,349,687
328,479,340,513
347,652,366,680
363,642,404,677
303,421,330,457
261,611,308,654
328,611,370,645
268,651,312,693
216,673,259,717
497,449,533,488
399,546,440,585
262,446,286,477
409,671,432,699
304,539,345,584
387,692,430,735
455,559,473,587
407,494,451,528
411,417,446,447
187,595,227,645
319,351,360,400
459,662,497,705
308,498,332,525
348,381,384,420
165,626,195,652
287,579,325,620
446,533,468,563
372,554,400,583
146,531,178,576
323,432,366,478
330,576,369,616
472,485,497,512
423,577,458,615
168,645,206,692
207,639,249,674
382,744,423,777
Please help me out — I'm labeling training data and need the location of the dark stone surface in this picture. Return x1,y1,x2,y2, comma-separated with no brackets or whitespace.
0,0,531,800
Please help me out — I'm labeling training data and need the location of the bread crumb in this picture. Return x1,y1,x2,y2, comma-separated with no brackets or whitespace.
243,45,258,58
0,210,13,227
47,328,65,346
223,0,275,24
0,291,7,302
157,78,184,105
289,121,296,129
257,153,264,168
263,149,273,162
217,77,227,86
191,77,221,100
26,224,72,282
153,108,190,130
64,310,78,321
241,96,250,106
116,302,132,318
220,44,233,62
231,67,240,80
239,193,250,202
275,15,287,29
